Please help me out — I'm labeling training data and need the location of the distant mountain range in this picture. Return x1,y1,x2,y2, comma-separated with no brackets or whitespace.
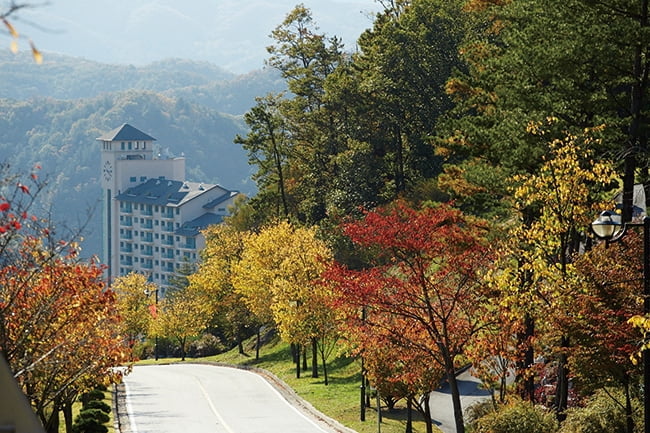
0,53,286,258
16,0,380,73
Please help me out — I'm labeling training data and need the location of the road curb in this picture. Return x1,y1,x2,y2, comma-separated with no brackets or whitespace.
113,382,129,433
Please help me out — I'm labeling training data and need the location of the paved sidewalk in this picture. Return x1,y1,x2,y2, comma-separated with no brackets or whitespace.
428,369,492,433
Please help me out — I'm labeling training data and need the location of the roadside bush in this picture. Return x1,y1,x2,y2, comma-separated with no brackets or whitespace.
71,409,109,433
468,397,557,433
558,388,641,433
72,388,110,433
83,400,111,414
466,399,498,426
188,333,225,357
79,389,104,405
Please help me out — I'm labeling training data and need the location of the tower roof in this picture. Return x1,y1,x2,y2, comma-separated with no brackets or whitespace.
96,124,156,141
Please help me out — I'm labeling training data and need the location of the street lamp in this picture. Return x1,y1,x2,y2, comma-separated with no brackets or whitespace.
144,287,159,361
591,210,650,433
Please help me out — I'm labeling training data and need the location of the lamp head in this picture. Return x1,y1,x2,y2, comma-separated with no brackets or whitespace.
591,210,623,239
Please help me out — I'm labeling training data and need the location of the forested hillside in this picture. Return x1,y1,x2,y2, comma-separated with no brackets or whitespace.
0,51,285,114
0,53,284,257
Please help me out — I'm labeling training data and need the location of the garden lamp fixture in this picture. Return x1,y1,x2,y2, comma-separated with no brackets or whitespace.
591,210,623,240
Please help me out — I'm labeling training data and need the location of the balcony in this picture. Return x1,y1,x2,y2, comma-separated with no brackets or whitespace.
140,220,154,230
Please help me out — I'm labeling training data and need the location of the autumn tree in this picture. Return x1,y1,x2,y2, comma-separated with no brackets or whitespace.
0,237,129,433
113,272,158,358
189,224,258,357
325,201,493,433
561,234,643,433
232,220,337,381
149,288,210,361
485,125,615,415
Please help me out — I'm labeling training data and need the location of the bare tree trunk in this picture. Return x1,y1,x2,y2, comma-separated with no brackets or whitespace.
319,342,329,385
311,337,318,378
422,393,433,433
296,343,301,378
63,402,73,433
447,365,465,433
555,336,569,422
406,396,413,433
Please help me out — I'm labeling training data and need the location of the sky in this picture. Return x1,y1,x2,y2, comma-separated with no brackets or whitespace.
13,0,382,73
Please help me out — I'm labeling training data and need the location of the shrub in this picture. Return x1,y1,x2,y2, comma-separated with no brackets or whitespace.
469,397,557,433
188,333,225,357
558,388,641,433
73,387,111,433
71,409,109,433
79,389,104,405
83,400,111,414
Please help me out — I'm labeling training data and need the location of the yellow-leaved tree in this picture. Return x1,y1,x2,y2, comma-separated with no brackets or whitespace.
482,123,615,415
188,224,259,357
232,220,337,382
149,289,211,361
113,272,158,359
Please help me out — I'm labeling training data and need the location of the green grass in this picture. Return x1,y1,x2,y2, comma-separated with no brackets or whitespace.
139,336,441,433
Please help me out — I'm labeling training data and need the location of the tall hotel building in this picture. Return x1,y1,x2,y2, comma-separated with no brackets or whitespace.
98,124,240,294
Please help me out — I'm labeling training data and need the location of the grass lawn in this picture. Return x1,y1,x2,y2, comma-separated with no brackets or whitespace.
137,335,442,433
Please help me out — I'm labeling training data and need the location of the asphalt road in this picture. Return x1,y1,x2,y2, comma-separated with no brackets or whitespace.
120,364,340,433
427,368,493,433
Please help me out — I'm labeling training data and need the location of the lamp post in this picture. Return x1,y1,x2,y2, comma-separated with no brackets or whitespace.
144,287,159,361
591,210,650,433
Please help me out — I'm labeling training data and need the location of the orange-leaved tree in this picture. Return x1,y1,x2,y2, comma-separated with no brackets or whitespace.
0,237,129,433
325,201,494,433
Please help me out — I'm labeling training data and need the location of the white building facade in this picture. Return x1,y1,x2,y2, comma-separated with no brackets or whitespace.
98,124,240,294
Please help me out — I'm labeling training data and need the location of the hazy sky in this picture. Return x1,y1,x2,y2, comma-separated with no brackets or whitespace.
15,0,381,73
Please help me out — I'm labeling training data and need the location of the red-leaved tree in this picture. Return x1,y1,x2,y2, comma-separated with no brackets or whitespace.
325,201,494,433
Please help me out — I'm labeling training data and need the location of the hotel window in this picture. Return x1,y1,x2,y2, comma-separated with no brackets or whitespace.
140,176,146,182
128,142,132,150
121,142,125,150
130,177,136,182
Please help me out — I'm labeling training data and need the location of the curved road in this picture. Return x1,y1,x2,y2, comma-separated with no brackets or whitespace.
120,364,341,433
